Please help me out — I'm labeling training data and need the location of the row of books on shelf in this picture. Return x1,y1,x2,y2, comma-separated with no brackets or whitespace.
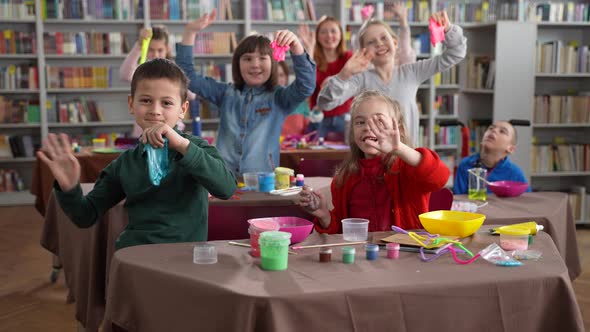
0,97,39,123
43,32,130,56
46,66,115,89
42,0,144,19
0,65,38,90
193,62,232,83
0,0,35,19
434,93,458,116
530,143,590,173
0,169,25,193
0,30,36,55
528,1,590,23
149,0,234,20
46,97,104,123
569,186,589,222
466,55,495,90
533,95,590,124
349,0,429,23
0,135,38,158
170,32,237,55
434,125,459,146
433,66,458,86
436,0,517,23
536,41,590,74
252,0,316,21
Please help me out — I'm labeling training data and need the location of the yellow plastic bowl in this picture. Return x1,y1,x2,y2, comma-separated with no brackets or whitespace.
419,210,486,238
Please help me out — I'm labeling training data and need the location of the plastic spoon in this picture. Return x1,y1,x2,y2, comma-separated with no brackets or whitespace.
467,168,491,185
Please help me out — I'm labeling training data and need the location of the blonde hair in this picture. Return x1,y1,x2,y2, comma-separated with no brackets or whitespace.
334,90,411,188
314,17,347,72
357,19,399,49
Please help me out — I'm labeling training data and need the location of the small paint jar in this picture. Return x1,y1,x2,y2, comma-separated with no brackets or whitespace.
319,248,332,263
295,174,305,187
365,244,379,261
386,243,400,259
342,247,355,264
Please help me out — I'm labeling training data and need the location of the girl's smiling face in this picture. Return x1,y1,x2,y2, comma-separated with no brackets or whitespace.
360,24,397,65
352,97,395,158
239,48,272,87
317,21,342,52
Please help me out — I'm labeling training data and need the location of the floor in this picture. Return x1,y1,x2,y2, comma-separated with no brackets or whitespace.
0,205,588,331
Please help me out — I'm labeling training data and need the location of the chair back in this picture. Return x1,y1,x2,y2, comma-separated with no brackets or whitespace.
428,188,453,211
298,159,341,177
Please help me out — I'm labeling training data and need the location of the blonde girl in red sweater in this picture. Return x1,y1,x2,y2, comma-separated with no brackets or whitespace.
297,90,449,233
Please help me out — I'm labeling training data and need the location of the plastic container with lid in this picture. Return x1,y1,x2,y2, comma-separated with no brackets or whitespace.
319,248,332,263
248,218,280,257
258,172,276,192
386,242,400,259
274,167,294,190
365,244,379,261
342,247,355,264
259,231,292,271
497,226,530,251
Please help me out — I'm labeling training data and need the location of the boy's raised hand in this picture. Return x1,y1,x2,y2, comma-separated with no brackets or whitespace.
274,30,304,55
37,133,81,192
141,123,191,155
431,10,451,32
366,113,402,154
339,48,373,80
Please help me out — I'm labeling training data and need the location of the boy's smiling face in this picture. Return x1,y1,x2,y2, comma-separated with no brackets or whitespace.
128,78,188,130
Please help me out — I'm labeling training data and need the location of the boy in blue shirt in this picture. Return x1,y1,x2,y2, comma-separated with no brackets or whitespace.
37,58,237,249
454,121,530,194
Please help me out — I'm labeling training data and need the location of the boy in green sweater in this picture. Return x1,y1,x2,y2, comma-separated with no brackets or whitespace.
37,58,237,249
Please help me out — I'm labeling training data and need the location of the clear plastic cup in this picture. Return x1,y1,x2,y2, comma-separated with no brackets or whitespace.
341,218,369,241
259,231,292,271
243,172,259,191
193,243,217,264
248,218,280,257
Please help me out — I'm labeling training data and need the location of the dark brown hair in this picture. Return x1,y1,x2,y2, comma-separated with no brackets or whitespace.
131,58,189,102
150,25,172,59
231,35,278,91
314,17,347,72
334,90,411,188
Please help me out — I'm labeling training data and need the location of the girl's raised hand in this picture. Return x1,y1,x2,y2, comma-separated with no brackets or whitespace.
365,113,402,155
185,9,217,33
139,28,152,41
297,24,315,55
431,10,451,32
36,133,81,192
392,2,408,25
339,48,373,79
274,30,304,55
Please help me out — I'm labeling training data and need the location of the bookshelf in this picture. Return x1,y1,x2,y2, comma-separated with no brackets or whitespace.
532,21,590,224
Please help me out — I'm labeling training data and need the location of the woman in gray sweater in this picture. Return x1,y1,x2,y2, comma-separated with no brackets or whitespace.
318,11,467,146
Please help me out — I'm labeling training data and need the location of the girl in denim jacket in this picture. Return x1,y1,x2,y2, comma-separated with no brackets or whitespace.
175,10,316,176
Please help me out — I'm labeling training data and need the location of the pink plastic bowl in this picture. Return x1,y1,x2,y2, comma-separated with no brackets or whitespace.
488,180,529,197
274,217,314,244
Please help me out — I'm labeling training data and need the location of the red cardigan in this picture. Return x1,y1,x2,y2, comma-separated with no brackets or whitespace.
315,148,450,233
310,51,353,116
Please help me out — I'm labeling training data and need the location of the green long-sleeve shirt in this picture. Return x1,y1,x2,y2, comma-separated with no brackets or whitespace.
55,129,237,250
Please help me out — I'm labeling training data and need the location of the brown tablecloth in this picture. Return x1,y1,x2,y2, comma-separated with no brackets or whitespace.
457,192,582,280
103,229,584,332
279,148,348,172
40,178,331,332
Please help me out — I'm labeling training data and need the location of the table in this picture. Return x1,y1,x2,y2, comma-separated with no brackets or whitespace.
458,192,582,280
103,229,584,332
31,147,346,215
40,178,332,332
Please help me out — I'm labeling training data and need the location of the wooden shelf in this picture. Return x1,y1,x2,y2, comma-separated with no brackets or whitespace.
0,191,35,206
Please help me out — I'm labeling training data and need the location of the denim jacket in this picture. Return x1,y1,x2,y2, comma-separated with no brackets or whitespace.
175,44,316,175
